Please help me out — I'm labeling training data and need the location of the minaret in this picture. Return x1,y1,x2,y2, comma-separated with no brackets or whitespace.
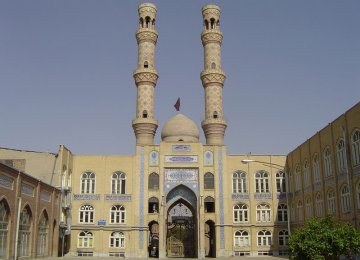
200,5,227,145
132,3,159,146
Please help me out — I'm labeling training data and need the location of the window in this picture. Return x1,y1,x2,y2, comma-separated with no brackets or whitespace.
204,172,214,189
110,232,125,248
315,193,323,217
142,110,148,118
148,197,159,213
327,190,336,215
148,172,159,190
290,203,295,222
352,130,360,166
234,230,249,247
0,201,9,259
211,62,216,69
233,204,248,223
323,147,332,177
145,16,150,28
213,111,218,119
257,230,272,246
256,204,271,222
295,165,302,191
312,154,321,183
297,201,303,221
305,197,312,219
341,185,351,213
337,139,347,173
110,205,125,224
204,196,215,213
79,205,94,224
18,206,32,257
81,171,95,194
255,171,269,193
112,172,126,194
276,171,286,192
278,230,289,246
144,61,149,68
78,231,93,248
303,161,310,187
37,211,48,256
277,204,288,222
233,171,247,193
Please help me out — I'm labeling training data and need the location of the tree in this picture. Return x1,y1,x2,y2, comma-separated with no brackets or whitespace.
288,216,360,260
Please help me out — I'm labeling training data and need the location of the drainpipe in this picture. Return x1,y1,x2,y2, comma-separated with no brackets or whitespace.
14,197,22,260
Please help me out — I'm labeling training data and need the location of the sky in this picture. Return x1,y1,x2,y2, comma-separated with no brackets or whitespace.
0,0,359,155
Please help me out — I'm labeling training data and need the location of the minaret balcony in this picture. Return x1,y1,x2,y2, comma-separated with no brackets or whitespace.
201,30,223,45
136,29,158,44
200,69,226,86
133,68,158,86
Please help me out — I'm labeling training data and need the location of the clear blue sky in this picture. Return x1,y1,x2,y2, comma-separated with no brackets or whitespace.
1,1,359,155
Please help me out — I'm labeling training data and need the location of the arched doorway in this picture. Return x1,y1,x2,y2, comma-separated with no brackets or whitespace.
205,220,216,257
166,185,197,258
148,221,159,258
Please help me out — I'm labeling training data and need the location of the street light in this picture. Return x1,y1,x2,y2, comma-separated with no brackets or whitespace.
241,159,256,163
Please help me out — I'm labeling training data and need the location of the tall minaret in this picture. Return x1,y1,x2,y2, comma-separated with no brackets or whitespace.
201,5,227,145
132,3,159,146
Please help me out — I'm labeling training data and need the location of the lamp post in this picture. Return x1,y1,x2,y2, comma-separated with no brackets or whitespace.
241,158,291,235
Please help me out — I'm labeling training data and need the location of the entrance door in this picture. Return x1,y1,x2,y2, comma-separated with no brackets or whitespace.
205,220,216,257
166,201,195,258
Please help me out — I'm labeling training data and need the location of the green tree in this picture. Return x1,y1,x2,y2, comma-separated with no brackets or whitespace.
288,216,360,260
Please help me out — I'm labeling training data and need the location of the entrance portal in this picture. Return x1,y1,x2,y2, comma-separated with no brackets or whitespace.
166,185,197,258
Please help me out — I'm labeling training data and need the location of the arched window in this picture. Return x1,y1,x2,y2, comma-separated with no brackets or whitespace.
204,172,214,189
204,19,209,30
18,206,32,257
79,205,94,224
323,147,332,177
256,204,271,222
255,171,269,193
305,197,312,218
112,171,126,194
81,171,95,194
295,164,302,191
37,211,49,256
213,111,218,119
312,154,321,183
148,197,159,213
278,230,289,246
341,185,351,213
211,62,216,69
204,196,215,213
277,204,287,222
78,231,93,248
145,16,151,28
234,230,249,247
144,61,149,68
352,130,360,166
303,160,310,187
336,139,347,173
210,18,215,29
315,192,323,217
139,18,144,28
276,171,286,192
0,201,9,259
327,190,336,215
257,230,272,246
142,110,148,118
110,205,125,224
148,172,159,190
233,204,248,223
232,171,247,193
297,200,303,221
110,232,125,248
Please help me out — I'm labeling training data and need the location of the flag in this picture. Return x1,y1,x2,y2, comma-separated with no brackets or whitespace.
174,98,180,111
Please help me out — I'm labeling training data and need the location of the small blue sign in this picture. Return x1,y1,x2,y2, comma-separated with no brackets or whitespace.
98,219,106,226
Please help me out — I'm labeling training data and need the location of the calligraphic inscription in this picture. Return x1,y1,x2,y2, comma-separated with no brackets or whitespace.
149,151,159,166
73,194,101,200
40,191,51,202
204,151,213,166
104,194,132,201
232,194,249,200
172,145,191,152
276,193,287,200
165,168,198,183
254,193,272,200
0,174,13,190
165,156,198,163
21,183,34,197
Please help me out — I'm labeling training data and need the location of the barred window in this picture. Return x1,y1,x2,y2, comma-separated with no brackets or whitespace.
78,231,93,248
256,204,271,222
112,172,126,194
257,230,272,246
81,171,95,194
233,171,247,193
277,204,287,222
79,205,94,224
18,206,32,257
255,171,269,193
148,172,159,190
109,232,125,248
110,205,126,224
37,211,49,257
233,204,248,223
204,172,214,189
234,230,249,247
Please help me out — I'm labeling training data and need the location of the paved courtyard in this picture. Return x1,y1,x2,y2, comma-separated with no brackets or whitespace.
43,257,288,260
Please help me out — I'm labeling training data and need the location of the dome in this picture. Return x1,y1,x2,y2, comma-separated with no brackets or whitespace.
161,114,199,142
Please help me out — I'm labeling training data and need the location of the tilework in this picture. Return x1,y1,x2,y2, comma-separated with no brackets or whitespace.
138,147,145,249
218,148,225,249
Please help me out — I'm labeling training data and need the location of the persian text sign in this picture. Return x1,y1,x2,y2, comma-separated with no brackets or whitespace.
165,156,198,163
165,168,198,183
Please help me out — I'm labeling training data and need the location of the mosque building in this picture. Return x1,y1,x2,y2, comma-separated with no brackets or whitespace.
0,2,359,259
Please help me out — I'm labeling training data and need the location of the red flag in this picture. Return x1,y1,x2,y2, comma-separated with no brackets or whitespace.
174,98,180,111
